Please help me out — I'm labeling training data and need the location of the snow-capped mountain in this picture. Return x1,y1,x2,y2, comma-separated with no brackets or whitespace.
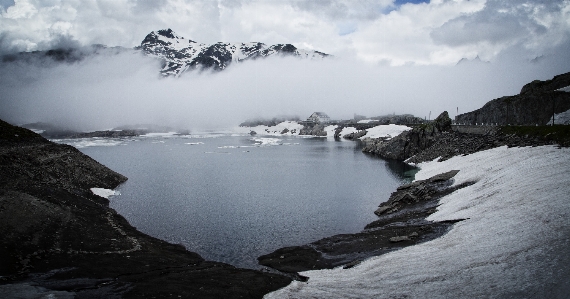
139,29,329,76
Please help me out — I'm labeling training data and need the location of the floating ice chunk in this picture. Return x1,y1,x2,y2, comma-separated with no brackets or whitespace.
252,137,283,146
140,132,178,138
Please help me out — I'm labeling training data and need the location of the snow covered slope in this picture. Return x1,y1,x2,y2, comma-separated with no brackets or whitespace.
140,29,329,76
266,145,570,298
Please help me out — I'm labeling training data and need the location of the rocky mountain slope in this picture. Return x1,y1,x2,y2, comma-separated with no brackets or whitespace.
2,28,329,77
0,119,290,298
456,72,570,125
139,28,329,76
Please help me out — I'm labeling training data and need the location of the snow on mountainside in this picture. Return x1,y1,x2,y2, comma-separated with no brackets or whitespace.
139,29,330,76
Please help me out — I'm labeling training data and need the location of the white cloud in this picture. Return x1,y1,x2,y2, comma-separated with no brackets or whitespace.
2,0,36,19
0,0,568,65
1,45,569,131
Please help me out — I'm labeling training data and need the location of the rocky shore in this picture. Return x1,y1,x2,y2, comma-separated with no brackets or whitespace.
259,111,570,277
0,119,291,298
258,170,471,273
362,111,568,164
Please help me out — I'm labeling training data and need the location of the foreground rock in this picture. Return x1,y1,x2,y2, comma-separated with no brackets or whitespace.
258,170,471,273
0,119,291,298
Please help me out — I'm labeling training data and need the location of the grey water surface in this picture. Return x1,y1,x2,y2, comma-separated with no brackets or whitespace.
77,134,416,269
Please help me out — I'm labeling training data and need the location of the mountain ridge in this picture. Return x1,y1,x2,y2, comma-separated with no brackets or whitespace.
138,28,330,76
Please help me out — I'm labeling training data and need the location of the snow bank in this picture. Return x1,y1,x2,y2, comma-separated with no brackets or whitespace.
553,109,570,125
91,188,119,199
361,124,410,139
266,145,570,298
337,126,359,137
233,121,304,136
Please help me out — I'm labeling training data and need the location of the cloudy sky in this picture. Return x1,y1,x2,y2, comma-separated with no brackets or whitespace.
1,0,569,130
2,0,569,65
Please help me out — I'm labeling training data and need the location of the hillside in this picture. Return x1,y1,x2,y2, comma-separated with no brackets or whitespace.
456,72,570,125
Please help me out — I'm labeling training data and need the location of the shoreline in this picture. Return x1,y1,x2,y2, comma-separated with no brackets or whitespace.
3,118,570,298
265,144,570,298
0,120,292,298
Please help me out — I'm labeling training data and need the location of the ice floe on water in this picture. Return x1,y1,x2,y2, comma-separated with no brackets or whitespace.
51,138,127,148
217,137,293,149
140,132,180,138
252,137,283,146
184,142,205,145
91,187,120,199
266,145,570,299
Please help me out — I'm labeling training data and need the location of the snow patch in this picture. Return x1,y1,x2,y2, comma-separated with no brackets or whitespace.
552,108,570,125
266,145,570,298
361,124,411,139
234,121,304,136
337,126,359,137
91,188,119,199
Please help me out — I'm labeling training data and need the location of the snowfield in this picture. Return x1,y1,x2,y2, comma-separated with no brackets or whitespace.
362,124,411,139
236,121,411,140
266,145,570,299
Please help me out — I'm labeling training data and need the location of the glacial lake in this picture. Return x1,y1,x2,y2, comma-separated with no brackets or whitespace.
72,134,416,269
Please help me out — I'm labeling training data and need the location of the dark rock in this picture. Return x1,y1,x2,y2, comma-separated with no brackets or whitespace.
456,72,570,126
389,236,410,242
361,111,452,161
433,111,452,132
299,123,327,136
343,130,367,140
0,119,291,298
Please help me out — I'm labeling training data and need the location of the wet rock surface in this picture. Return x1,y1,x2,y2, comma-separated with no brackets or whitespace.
0,119,291,298
258,170,471,273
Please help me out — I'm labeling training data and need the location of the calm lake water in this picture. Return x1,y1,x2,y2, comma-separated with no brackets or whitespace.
75,134,416,269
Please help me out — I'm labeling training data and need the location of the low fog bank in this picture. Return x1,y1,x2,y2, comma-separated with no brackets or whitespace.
1,47,569,132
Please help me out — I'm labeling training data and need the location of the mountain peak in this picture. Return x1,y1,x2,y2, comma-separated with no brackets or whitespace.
157,28,177,39
140,29,329,77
